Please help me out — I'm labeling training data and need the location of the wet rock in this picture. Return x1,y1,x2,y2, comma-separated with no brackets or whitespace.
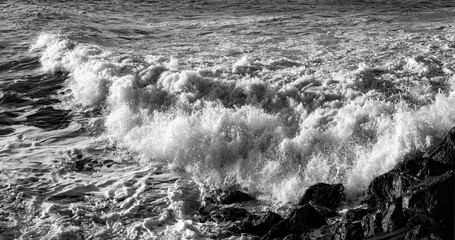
404,225,451,240
361,210,383,237
394,151,426,177
417,157,451,178
423,127,455,167
381,197,406,233
219,190,255,205
363,170,414,210
345,208,368,223
299,183,345,209
396,151,451,179
302,225,335,240
241,211,284,237
312,204,338,218
210,207,252,223
354,127,455,240
403,170,454,234
242,235,261,240
334,208,368,240
403,211,440,233
334,220,363,240
283,234,300,240
261,204,326,240
366,226,411,240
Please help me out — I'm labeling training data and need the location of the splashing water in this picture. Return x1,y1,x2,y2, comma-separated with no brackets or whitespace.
2,0,455,239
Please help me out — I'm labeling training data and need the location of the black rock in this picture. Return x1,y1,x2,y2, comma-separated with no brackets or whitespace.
417,157,452,178
245,236,261,240
299,183,345,209
403,170,454,234
233,211,284,237
396,152,451,179
249,211,284,237
283,234,301,240
423,127,455,167
381,197,406,233
219,190,255,205
403,211,442,234
334,208,368,240
394,151,425,176
261,204,326,240
365,226,411,240
361,210,383,237
404,225,451,240
345,208,368,223
363,170,414,210
308,225,336,240
335,220,364,240
210,207,252,222
312,204,338,218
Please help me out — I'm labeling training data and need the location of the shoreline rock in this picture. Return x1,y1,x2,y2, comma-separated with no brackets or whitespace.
204,127,455,240
261,204,327,240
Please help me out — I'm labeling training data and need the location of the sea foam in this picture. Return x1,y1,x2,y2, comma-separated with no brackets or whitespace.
32,32,455,204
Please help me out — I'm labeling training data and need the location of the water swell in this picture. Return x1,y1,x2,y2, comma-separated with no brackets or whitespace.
31,32,455,203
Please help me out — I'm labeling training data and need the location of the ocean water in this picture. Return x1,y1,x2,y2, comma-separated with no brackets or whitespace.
1,0,455,239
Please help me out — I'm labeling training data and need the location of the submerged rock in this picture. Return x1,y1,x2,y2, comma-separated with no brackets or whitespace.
261,204,326,240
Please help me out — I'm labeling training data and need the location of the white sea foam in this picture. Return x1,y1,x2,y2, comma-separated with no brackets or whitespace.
31,32,455,204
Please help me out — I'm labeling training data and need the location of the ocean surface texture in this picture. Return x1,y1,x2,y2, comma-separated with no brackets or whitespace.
1,0,455,239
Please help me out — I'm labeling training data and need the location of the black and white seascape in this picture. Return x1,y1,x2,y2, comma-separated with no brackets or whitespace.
1,0,454,239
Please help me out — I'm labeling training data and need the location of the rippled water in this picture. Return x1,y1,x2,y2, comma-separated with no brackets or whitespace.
1,0,455,239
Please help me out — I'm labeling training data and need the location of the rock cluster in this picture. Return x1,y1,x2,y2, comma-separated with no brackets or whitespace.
333,127,454,240
198,127,455,239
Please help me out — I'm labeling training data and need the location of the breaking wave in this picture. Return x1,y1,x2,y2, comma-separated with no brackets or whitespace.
31,32,455,203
